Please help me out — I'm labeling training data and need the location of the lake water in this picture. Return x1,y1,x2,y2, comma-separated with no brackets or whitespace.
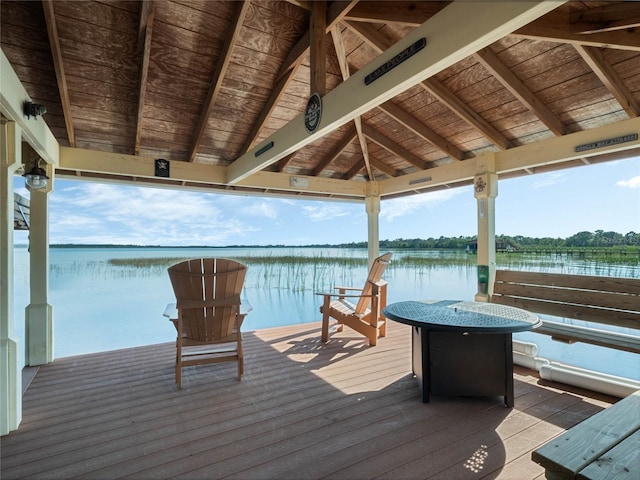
12,246,640,380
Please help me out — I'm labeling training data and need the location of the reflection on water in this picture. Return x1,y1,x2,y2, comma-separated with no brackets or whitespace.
12,246,640,380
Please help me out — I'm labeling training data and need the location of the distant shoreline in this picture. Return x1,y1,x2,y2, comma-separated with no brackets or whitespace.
17,244,325,249
13,230,639,250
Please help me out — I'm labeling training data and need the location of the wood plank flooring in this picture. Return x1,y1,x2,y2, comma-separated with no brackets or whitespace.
1,320,616,480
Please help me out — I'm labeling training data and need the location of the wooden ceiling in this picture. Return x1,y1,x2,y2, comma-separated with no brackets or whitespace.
2,1,640,201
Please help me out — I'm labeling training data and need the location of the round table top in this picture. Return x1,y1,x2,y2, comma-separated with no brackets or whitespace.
383,300,541,333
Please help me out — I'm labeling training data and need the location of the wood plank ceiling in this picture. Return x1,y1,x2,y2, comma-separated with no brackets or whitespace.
1,1,640,200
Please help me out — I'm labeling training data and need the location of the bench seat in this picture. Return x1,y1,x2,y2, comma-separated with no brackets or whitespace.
531,389,640,480
492,271,640,353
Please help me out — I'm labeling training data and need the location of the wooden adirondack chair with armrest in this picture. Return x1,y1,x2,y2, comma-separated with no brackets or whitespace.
318,253,392,346
167,258,248,389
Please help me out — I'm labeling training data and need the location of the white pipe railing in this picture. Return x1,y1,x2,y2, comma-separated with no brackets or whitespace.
513,340,640,398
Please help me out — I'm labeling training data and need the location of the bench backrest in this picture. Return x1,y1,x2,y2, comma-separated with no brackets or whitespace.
492,270,640,331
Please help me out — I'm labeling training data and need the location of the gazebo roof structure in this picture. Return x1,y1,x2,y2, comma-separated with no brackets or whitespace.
2,0,640,439
2,0,639,202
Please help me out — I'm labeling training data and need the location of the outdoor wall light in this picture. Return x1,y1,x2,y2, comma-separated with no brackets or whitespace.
23,158,49,190
23,101,47,119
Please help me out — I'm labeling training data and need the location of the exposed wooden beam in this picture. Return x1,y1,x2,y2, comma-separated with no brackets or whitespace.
344,157,365,180
239,170,366,197
377,101,466,161
228,0,561,184
239,1,358,154
380,116,640,197
422,78,512,150
574,44,640,118
284,0,311,10
238,73,292,155
475,47,567,136
57,146,366,198
277,1,359,84
136,1,151,53
341,20,391,59
513,11,640,52
310,1,327,96
188,1,249,162
273,152,297,173
134,1,153,156
344,1,446,27
345,20,512,150
362,123,428,170
369,155,398,177
494,115,640,174
312,127,357,176
54,117,640,199
42,0,75,147
0,51,59,166
353,116,373,179
331,24,350,80
330,24,373,180
570,2,640,34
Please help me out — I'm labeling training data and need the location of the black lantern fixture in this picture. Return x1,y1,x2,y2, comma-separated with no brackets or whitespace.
23,158,49,190
23,101,47,119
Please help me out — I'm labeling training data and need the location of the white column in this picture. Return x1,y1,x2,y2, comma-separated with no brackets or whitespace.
365,184,380,267
474,154,498,302
25,164,54,365
1,121,22,435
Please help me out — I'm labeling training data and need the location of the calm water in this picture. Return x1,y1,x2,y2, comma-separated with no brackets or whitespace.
12,246,640,380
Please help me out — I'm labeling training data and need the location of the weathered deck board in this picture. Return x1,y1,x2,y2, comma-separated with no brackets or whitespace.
1,321,615,480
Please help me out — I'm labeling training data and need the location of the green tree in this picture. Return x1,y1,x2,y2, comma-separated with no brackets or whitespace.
566,231,594,247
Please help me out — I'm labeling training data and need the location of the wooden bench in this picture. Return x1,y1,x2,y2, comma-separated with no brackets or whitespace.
492,271,640,354
531,389,640,480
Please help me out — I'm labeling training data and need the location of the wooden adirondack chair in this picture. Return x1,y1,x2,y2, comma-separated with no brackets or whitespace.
167,258,248,389
318,253,392,346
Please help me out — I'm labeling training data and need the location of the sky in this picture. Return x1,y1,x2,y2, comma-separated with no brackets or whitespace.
13,156,640,246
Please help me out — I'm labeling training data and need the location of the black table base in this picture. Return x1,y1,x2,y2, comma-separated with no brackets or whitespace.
384,300,540,408
412,327,514,407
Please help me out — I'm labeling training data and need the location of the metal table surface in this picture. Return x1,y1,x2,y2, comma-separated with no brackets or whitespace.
383,300,541,406
383,300,541,332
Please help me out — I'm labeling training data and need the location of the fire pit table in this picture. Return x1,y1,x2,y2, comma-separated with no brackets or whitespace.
383,300,541,406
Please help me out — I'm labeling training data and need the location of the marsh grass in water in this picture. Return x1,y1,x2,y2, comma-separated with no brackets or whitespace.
84,250,640,292
105,254,367,291
106,252,639,269
32,247,640,379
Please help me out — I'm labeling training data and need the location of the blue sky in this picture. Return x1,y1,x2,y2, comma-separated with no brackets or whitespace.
13,156,640,246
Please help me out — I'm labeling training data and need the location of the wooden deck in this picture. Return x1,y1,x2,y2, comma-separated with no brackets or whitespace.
1,321,616,480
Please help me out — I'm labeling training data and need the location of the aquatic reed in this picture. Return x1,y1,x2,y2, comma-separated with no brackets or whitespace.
65,249,637,292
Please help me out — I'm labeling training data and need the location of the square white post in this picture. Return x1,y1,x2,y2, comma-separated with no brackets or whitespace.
1,121,22,435
474,154,498,302
25,164,54,366
366,184,381,267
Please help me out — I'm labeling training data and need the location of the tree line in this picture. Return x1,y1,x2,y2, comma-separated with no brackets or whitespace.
317,230,640,250
47,230,639,250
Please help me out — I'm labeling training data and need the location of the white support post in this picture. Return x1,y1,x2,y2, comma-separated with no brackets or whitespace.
1,121,22,435
474,154,498,302
365,184,381,267
25,164,54,366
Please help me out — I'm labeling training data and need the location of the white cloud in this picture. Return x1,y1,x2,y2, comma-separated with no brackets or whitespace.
617,176,640,188
55,184,219,225
239,201,278,220
381,188,466,221
48,182,260,245
532,172,565,189
300,203,352,221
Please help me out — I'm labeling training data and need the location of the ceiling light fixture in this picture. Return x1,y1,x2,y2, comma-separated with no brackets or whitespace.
23,158,49,190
